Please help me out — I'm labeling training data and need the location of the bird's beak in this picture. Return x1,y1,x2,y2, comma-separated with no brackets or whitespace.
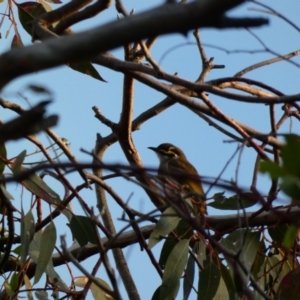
148,146,158,153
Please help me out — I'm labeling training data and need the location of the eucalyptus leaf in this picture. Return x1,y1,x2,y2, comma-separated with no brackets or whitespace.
148,207,181,249
34,222,57,284
198,259,221,300
161,239,189,300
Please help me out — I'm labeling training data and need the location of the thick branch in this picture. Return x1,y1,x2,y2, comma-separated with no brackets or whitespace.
2,207,299,276
0,0,267,89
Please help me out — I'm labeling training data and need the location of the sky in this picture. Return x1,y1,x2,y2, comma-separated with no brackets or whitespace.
1,0,300,299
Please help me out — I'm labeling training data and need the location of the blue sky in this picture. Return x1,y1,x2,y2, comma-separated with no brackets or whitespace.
1,0,300,298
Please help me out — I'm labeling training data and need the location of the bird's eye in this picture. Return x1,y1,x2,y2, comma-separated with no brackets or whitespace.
168,147,177,157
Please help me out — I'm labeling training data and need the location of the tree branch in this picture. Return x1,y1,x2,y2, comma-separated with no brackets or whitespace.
0,0,267,89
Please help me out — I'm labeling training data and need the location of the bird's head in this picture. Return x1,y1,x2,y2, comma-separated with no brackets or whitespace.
148,143,186,162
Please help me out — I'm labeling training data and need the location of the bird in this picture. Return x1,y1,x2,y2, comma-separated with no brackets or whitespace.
148,143,206,216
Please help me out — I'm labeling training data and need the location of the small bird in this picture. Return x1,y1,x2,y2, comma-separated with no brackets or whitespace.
148,143,206,216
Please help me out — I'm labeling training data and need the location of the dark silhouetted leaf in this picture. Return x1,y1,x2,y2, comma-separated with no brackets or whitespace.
260,135,300,202
209,192,257,210
183,253,195,300
28,84,51,95
11,34,24,48
251,240,266,278
17,2,48,35
196,239,206,269
151,286,161,300
219,263,237,299
198,259,221,300
269,224,289,244
68,61,106,82
70,215,98,246
10,272,19,291
264,251,293,296
281,135,300,178
17,3,105,82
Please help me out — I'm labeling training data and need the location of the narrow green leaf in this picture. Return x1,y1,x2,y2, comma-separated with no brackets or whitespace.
10,157,72,220
17,2,48,35
70,215,98,246
196,239,207,269
213,275,229,300
161,239,189,300
238,231,261,270
29,231,68,290
68,61,106,82
198,259,221,300
266,255,282,293
283,224,298,250
4,282,14,298
183,253,195,300
159,236,178,269
23,172,60,203
21,210,35,266
251,240,266,278
23,172,72,220
148,207,181,249
24,275,33,300
281,135,300,178
11,150,26,174
220,231,261,296
219,263,237,299
0,184,14,200
34,222,56,284
159,219,192,268
10,272,19,291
